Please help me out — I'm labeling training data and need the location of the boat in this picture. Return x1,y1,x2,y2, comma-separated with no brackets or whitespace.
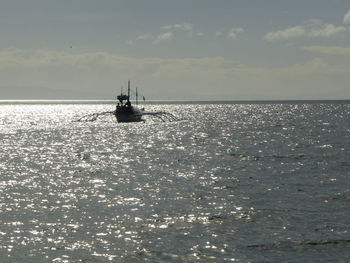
115,80,144,122
75,81,179,123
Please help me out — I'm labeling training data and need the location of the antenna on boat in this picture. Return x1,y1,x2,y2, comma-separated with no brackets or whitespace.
136,87,138,105
127,80,130,103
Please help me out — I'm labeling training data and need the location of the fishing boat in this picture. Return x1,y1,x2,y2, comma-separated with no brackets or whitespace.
75,81,179,123
115,80,144,122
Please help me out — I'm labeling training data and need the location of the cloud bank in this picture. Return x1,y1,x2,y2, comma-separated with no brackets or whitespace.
303,45,350,56
1,48,350,100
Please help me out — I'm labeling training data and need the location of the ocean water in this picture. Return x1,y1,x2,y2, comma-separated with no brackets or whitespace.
0,102,349,262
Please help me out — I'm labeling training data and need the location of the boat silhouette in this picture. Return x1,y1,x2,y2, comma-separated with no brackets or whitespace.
115,80,144,122
76,80,179,123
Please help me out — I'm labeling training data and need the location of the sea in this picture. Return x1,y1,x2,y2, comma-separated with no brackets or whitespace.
0,101,349,263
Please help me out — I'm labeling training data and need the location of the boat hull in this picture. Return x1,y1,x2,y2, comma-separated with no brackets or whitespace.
115,106,144,122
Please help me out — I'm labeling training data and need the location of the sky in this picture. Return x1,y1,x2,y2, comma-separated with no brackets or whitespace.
0,0,350,100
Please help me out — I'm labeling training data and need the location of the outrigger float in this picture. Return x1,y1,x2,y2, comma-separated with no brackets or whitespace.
76,81,179,123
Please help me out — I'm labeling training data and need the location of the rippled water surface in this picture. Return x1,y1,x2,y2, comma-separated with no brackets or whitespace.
0,102,350,262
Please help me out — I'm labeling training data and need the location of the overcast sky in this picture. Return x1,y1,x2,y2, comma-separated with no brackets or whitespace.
1,0,350,100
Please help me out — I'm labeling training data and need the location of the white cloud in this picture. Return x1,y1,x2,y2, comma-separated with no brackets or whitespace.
161,22,205,38
310,24,346,37
162,23,193,32
133,23,202,45
153,32,174,44
215,27,244,40
265,21,347,41
303,45,350,56
344,9,350,25
226,27,244,40
264,26,306,41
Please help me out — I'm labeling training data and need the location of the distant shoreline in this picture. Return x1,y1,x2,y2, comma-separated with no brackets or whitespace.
0,99,349,105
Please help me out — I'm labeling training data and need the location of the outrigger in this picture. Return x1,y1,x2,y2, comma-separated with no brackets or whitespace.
76,80,179,123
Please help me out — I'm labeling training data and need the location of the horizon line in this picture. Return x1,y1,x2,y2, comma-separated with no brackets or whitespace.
0,99,350,104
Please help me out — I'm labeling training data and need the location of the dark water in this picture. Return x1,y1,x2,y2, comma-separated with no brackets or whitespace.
0,102,349,262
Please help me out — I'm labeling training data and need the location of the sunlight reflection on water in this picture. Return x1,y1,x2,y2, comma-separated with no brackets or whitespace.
0,103,350,262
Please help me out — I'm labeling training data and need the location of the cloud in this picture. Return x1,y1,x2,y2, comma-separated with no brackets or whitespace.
161,23,207,38
303,45,350,56
136,34,154,40
162,23,193,32
1,48,350,100
264,26,306,41
309,24,346,37
133,23,204,45
153,32,174,44
226,27,244,40
344,9,350,25
133,23,199,45
265,21,346,41
216,27,244,40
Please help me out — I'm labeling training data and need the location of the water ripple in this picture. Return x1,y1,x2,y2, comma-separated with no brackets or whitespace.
0,103,349,262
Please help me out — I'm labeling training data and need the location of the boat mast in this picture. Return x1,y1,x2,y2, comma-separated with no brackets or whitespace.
127,80,130,103
136,87,138,105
